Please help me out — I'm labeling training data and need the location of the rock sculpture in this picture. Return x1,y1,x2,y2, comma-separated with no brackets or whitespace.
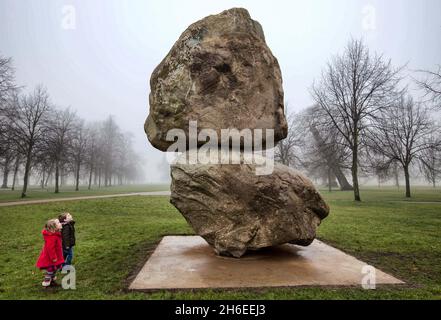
144,8,330,257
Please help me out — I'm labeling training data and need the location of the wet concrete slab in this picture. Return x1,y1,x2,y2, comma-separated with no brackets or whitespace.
129,236,403,290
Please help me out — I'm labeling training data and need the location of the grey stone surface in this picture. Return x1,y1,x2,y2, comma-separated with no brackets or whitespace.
129,236,404,290
170,155,330,258
145,8,287,151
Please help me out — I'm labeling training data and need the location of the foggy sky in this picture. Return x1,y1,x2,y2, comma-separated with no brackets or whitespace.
1,0,440,182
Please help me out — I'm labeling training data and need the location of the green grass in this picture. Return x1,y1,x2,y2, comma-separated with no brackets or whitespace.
319,186,441,202
0,188,440,300
0,184,170,203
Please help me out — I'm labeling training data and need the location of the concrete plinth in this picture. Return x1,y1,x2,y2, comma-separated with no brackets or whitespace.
129,236,403,290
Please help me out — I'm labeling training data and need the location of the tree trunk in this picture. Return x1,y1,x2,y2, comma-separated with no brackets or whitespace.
309,125,353,191
55,161,60,194
98,167,101,188
404,165,411,198
328,167,332,192
94,167,98,186
75,161,80,191
351,146,361,201
45,166,52,187
332,166,353,191
12,156,20,191
1,156,11,188
394,162,399,189
21,147,33,198
60,166,64,188
88,165,93,190
41,169,45,189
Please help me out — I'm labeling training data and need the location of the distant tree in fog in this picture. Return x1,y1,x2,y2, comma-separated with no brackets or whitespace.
0,53,158,196
302,106,353,191
364,151,398,188
417,134,441,188
0,54,19,189
85,125,99,190
274,110,303,168
44,107,76,193
1,118,18,189
0,54,17,104
367,94,439,197
100,116,119,187
70,119,88,191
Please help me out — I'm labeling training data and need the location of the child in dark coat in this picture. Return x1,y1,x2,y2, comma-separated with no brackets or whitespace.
58,212,76,266
36,219,65,287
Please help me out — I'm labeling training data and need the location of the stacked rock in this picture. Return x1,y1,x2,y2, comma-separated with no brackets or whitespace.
145,8,330,258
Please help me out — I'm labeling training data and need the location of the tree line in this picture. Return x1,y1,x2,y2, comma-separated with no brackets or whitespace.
276,39,441,201
0,54,143,198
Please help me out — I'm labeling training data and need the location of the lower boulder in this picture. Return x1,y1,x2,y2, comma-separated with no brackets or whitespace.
170,155,330,258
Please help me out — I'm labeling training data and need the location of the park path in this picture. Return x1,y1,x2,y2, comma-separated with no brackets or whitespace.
1,192,439,207
0,191,171,207
386,200,441,204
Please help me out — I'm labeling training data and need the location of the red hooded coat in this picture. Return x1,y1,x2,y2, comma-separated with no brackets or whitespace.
36,229,65,269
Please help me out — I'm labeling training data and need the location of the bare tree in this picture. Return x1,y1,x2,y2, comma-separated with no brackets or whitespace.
0,54,17,104
367,95,439,197
304,106,353,191
1,128,16,188
11,155,21,191
85,125,99,190
45,108,76,193
7,86,52,198
70,119,88,191
2,51,143,197
0,54,18,188
311,38,403,201
365,151,396,187
274,111,303,167
417,134,441,188
101,116,120,187
33,141,54,189
276,105,353,191
415,65,441,108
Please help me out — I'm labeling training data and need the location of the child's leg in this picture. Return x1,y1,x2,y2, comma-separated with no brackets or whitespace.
51,268,58,281
67,247,73,265
46,270,54,279
42,268,54,286
63,247,73,265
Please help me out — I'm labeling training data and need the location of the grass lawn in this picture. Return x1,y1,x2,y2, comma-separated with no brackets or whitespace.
0,187,440,300
319,185,441,202
0,184,170,203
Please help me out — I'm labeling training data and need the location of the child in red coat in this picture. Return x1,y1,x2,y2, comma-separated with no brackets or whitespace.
36,219,65,287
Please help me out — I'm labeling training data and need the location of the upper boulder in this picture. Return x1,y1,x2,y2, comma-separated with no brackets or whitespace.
145,8,287,151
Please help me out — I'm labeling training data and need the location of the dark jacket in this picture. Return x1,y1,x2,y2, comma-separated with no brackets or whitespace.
61,220,76,250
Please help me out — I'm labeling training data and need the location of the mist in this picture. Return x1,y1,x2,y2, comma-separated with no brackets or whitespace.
1,0,440,185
